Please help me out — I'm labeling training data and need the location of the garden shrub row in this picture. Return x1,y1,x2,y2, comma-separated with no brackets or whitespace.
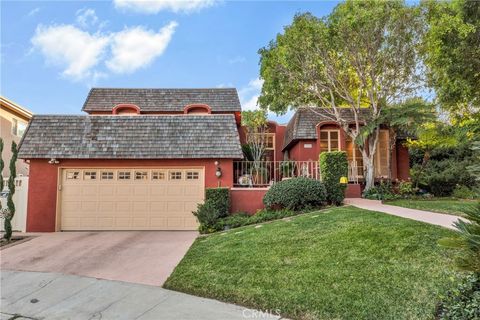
263,177,327,210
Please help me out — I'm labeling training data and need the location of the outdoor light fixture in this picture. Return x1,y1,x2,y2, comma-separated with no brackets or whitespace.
48,158,59,164
215,167,222,178
339,176,348,184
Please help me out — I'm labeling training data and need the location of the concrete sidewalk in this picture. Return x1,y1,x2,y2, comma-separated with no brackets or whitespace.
1,270,280,320
345,198,467,230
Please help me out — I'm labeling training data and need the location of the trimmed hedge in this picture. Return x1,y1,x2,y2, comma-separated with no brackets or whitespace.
205,188,230,218
263,177,327,211
319,151,348,205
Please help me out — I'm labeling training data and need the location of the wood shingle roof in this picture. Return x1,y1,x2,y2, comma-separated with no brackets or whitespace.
82,88,242,113
18,114,243,159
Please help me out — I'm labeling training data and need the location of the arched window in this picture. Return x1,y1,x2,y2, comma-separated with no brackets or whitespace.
183,104,211,114
112,104,140,115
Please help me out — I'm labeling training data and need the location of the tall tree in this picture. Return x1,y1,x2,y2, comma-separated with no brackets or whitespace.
258,1,423,190
4,141,17,241
422,0,480,112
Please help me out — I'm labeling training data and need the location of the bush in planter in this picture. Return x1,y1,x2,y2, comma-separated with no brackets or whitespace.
319,151,348,205
263,177,327,211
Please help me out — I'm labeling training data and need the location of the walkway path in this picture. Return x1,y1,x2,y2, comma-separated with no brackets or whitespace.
345,198,467,230
1,270,281,320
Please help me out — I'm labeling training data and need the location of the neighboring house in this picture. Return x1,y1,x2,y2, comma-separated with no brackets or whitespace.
18,88,409,232
1,96,33,232
1,96,32,177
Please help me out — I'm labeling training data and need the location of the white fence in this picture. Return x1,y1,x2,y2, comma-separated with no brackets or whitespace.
1,176,28,232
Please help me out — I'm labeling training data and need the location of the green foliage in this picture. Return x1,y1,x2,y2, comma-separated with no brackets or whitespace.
263,177,327,211
202,209,298,234
452,185,478,200
398,181,416,197
194,188,230,234
205,188,230,218
439,203,480,273
436,274,480,320
194,201,221,234
280,161,295,178
241,144,254,161
422,0,480,111
319,151,348,205
241,110,268,128
363,181,399,201
3,141,17,241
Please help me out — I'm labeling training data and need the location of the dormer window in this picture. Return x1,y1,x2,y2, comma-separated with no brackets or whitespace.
112,104,140,115
184,104,211,114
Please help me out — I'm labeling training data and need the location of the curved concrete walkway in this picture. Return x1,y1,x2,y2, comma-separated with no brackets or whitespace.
345,198,467,230
1,270,281,320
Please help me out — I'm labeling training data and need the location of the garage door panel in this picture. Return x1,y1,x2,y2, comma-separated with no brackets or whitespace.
60,168,203,231
150,186,167,196
98,201,116,212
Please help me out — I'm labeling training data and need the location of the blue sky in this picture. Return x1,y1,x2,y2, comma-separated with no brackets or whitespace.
1,0,339,123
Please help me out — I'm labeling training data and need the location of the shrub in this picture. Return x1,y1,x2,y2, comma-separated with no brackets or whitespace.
363,181,399,200
319,151,348,205
194,187,231,233
205,188,230,218
204,208,300,234
263,177,327,211
194,201,222,234
452,185,478,200
436,274,480,320
398,181,416,197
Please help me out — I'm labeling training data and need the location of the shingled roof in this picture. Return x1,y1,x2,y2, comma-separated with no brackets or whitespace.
82,88,242,113
283,108,371,150
18,115,243,159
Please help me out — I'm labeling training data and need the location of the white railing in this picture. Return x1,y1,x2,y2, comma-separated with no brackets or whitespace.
234,161,321,188
348,161,364,183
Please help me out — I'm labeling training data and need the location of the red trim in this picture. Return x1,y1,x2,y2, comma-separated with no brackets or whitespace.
183,104,212,114
112,104,141,115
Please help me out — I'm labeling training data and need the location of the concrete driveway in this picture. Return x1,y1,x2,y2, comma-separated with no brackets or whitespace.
0,231,198,286
1,270,281,320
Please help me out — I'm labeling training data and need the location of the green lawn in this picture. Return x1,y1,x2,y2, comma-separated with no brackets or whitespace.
164,206,460,320
386,198,477,218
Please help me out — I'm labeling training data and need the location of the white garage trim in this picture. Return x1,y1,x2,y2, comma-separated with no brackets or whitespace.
56,167,204,231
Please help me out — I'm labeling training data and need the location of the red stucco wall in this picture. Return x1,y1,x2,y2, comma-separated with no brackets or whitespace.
25,158,234,232
230,188,267,214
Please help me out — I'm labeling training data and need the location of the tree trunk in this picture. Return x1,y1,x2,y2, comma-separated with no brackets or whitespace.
363,156,375,190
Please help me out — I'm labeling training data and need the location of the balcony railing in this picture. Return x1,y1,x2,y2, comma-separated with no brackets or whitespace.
234,160,364,188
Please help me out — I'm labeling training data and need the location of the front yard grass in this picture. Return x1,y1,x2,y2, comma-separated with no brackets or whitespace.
386,198,477,218
164,206,460,320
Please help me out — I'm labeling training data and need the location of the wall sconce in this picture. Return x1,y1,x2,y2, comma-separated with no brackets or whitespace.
48,158,59,164
214,161,222,178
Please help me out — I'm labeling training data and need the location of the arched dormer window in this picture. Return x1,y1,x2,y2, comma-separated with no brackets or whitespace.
183,104,212,114
112,104,141,115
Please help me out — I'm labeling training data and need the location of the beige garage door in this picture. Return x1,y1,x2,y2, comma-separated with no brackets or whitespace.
59,168,203,230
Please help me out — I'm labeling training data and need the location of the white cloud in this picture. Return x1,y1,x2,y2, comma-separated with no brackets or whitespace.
239,78,263,111
113,0,218,14
31,24,109,81
31,14,177,83
27,8,40,17
76,8,98,29
106,22,177,74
